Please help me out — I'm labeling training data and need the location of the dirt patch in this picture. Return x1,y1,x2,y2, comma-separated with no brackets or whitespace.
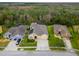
0,40,9,47
0,39,9,43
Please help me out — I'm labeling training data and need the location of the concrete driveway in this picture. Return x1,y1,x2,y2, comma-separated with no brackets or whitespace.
4,41,18,51
36,38,50,51
63,38,74,52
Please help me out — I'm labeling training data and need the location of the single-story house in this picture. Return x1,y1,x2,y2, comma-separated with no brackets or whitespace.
3,25,26,45
3,27,17,39
28,23,48,40
54,24,71,38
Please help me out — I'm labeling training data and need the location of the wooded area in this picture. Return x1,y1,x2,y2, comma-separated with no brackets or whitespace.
0,3,79,27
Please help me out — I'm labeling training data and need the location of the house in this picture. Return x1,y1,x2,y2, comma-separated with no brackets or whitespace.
28,23,48,40
54,24,71,38
3,27,17,39
3,25,27,45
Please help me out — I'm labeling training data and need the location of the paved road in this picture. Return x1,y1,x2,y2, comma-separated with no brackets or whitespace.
36,38,50,50
4,41,18,51
0,51,77,56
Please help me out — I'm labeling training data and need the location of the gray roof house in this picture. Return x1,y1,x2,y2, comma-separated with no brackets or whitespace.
54,24,71,38
28,23,48,40
3,27,17,39
3,25,27,45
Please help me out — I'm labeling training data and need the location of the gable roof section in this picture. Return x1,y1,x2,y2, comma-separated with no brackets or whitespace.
54,24,71,38
8,25,26,36
30,23,48,36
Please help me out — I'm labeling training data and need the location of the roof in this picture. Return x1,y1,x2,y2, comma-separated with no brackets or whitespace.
17,25,26,35
7,25,26,36
54,24,71,38
8,27,17,34
30,23,48,36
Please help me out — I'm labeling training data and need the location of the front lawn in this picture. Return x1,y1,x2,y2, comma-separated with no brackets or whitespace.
68,27,79,50
19,38,37,47
0,39,9,46
19,34,37,47
18,48,36,51
47,25,65,47
0,38,9,51
50,47,66,51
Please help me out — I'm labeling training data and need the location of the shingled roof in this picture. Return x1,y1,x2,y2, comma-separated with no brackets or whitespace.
8,27,17,35
8,25,26,36
30,23,48,36
54,24,71,38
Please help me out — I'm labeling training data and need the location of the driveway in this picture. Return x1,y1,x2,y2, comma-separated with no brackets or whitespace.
36,38,50,51
63,38,74,52
4,41,18,51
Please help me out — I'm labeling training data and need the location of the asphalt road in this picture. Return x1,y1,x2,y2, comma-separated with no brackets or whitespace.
0,51,77,56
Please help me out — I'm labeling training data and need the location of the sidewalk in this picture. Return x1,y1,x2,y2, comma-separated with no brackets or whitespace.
63,38,75,52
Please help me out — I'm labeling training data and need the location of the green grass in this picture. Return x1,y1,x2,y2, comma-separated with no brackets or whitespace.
19,38,37,47
47,25,65,47
18,48,36,51
19,34,37,47
50,48,66,51
68,27,79,50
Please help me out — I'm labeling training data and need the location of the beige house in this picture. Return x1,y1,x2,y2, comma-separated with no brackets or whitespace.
54,24,71,39
28,23,48,40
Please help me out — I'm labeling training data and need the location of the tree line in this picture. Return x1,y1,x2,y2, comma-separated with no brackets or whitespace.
0,6,79,28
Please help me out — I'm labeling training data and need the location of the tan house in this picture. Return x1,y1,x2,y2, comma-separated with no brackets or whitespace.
54,24,71,39
28,23,48,40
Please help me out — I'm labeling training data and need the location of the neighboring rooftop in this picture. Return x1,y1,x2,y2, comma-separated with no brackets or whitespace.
54,24,71,38
30,23,48,36
7,25,27,36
